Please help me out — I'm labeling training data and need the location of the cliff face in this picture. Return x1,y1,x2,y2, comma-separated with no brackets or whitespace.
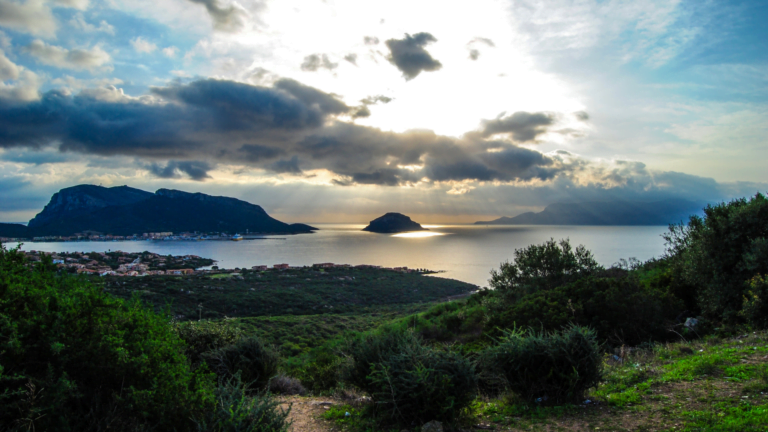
24,185,316,236
362,213,427,233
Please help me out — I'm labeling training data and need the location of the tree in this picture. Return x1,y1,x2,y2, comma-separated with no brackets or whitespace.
489,238,602,300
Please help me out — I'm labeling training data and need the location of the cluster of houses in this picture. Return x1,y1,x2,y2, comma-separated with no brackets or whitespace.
11,231,247,243
22,250,207,277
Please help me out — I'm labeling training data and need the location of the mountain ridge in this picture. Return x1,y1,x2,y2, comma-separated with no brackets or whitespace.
3,185,316,237
475,199,705,226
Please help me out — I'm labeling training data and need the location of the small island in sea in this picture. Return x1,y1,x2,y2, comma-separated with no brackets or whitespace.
362,212,428,234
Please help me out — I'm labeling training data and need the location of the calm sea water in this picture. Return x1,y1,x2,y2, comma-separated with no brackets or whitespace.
9,224,669,287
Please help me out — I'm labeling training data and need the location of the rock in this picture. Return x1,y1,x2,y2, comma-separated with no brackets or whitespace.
362,213,427,234
421,420,443,432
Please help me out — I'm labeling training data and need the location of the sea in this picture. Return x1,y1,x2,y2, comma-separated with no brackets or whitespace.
8,224,670,287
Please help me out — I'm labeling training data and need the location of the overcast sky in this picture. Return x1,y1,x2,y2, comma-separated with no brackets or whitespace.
0,0,766,223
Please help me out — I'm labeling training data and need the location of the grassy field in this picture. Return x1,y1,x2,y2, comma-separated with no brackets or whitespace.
324,331,768,431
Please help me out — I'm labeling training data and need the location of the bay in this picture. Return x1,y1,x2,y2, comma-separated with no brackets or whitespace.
8,224,669,287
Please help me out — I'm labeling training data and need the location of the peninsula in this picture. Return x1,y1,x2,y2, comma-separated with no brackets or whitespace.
0,185,316,239
362,213,428,233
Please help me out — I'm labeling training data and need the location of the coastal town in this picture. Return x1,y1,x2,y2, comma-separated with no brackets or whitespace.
20,249,433,277
1,231,259,243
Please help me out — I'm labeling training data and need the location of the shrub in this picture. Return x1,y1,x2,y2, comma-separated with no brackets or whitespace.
269,375,307,396
478,325,602,404
194,374,291,432
345,330,477,426
0,246,214,431
204,337,280,392
664,193,768,322
489,238,602,300
487,275,682,346
287,347,345,393
176,320,243,365
741,275,768,329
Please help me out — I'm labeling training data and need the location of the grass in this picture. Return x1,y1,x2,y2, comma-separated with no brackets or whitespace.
322,331,768,431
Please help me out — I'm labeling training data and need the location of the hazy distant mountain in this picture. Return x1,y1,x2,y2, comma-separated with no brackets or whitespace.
363,213,428,233
17,185,316,237
475,200,704,226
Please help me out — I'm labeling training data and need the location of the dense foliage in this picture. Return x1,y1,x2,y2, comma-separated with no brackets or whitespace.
487,274,682,346
344,330,478,426
664,193,768,322
0,246,212,431
0,245,290,432
489,238,602,300
478,326,603,403
741,275,768,329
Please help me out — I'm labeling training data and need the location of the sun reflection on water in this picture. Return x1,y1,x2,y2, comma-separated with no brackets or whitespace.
392,231,445,238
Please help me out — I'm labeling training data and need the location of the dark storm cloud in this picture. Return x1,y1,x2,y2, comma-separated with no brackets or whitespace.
363,36,379,45
300,54,338,71
344,53,358,65
478,112,555,142
148,160,213,180
270,156,301,174
0,150,73,165
0,77,566,186
385,33,442,80
188,0,249,32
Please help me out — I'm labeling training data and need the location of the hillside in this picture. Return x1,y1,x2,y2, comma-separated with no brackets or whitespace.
0,223,29,238
475,199,704,226
19,185,316,236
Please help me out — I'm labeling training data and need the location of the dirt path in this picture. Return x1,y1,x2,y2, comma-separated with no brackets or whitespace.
278,396,340,432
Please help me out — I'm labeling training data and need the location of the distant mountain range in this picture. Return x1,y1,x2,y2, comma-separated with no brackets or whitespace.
475,200,705,226
0,185,316,238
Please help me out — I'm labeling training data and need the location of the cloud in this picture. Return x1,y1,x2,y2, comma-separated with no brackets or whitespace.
51,0,89,9
131,37,157,53
0,0,58,38
385,32,442,80
363,36,379,45
69,12,114,34
188,0,248,32
477,111,555,142
0,78,568,186
0,49,19,81
360,95,392,105
467,37,495,60
300,53,338,72
162,46,179,58
147,160,213,180
0,50,42,102
343,53,357,65
23,40,111,72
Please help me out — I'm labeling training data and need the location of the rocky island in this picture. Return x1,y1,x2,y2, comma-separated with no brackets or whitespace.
362,212,428,234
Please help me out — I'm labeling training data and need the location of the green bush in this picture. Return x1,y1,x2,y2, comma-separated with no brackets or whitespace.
204,337,280,392
478,325,602,404
286,346,345,393
345,330,477,426
487,275,682,346
664,193,768,322
176,320,243,365
741,275,768,329
0,245,214,431
194,374,291,432
489,238,602,300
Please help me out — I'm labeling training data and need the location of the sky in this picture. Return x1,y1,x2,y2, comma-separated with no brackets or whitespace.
0,0,766,224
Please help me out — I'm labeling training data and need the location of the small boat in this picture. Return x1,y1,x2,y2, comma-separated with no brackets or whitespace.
231,234,244,241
